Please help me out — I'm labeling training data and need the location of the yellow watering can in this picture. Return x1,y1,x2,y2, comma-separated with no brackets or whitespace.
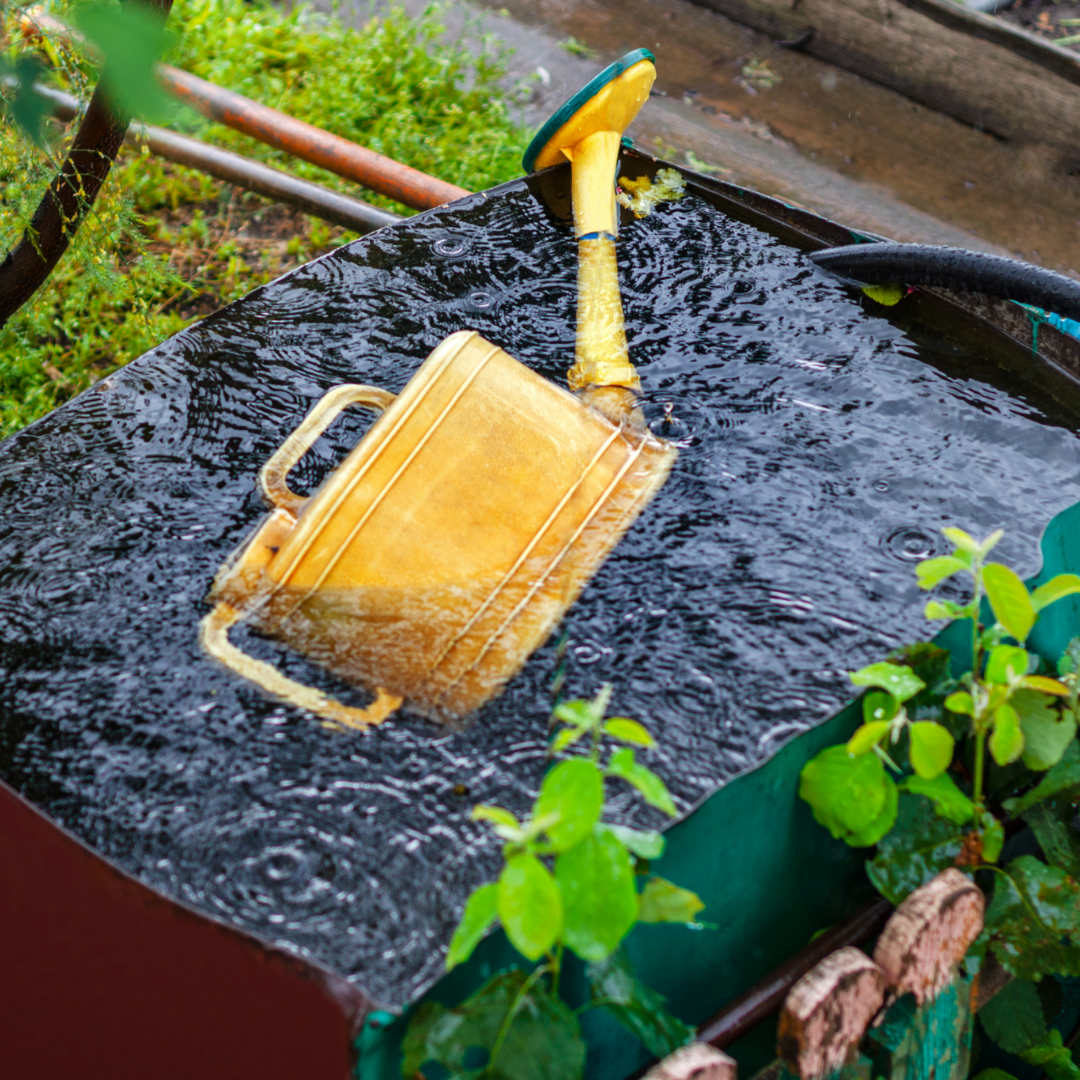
201,51,675,729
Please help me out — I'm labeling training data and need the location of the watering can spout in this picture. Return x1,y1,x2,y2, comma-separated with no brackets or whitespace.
522,49,656,403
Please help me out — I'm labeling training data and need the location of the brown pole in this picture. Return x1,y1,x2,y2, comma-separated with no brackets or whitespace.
35,84,402,235
696,897,893,1049
21,7,472,212
158,65,470,212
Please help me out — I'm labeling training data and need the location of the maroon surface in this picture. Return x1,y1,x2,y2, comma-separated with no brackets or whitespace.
0,778,371,1079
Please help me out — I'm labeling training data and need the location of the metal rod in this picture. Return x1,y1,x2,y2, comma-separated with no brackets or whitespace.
21,6,471,211
35,84,401,235
157,66,471,212
696,897,893,1049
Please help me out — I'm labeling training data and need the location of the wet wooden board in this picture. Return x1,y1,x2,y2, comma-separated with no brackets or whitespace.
687,0,1080,156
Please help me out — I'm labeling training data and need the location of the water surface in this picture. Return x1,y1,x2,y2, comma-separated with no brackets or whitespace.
1,171,1079,1005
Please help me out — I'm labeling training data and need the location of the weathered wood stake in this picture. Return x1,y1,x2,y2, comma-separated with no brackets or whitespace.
777,947,886,1080
646,1043,738,1080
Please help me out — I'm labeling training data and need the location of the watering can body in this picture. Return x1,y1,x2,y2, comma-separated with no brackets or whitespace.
205,331,676,725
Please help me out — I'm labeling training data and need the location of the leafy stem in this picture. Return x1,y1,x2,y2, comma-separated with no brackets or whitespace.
973,726,987,818
475,961,553,1078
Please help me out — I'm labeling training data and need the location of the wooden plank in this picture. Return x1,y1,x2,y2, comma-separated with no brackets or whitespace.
777,947,886,1080
863,870,985,1080
645,1043,738,1080
884,978,972,1080
872,868,984,1005
687,0,1080,154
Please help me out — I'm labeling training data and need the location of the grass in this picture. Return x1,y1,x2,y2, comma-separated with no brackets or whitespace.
0,0,530,437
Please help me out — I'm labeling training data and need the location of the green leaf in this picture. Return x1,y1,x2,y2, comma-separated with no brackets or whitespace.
586,949,694,1059
901,772,975,825
607,749,678,817
971,1071,1019,1080
851,663,926,702
534,759,604,852
599,823,665,861
497,854,562,961
925,599,971,620
942,527,980,554
979,529,1006,557
602,718,655,748
846,769,899,847
916,556,969,590
1031,574,1080,613
551,727,584,753
1020,1029,1080,1080
1004,741,1080,815
866,793,967,905
990,704,1024,766
5,55,51,146
978,978,1046,1053
446,883,499,971
985,645,1030,684
1022,799,1080,880
1022,676,1071,696
75,2,178,122
983,562,1036,642
862,282,905,306
848,721,889,756
1015,691,1076,771
552,696,603,730
799,745,892,844
402,969,585,1080
863,690,899,725
908,722,955,779
473,805,520,829
555,831,638,962
983,855,1080,980
982,813,1005,864
1059,638,1080,677
945,690,975,717
896,644,959,716
637,877,706,924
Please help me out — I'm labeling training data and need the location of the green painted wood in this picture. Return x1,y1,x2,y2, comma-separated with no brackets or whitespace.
866,977,973,1080
883,979,972,1080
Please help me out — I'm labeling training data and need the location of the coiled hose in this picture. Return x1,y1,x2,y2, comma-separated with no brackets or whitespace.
809,243,1080,323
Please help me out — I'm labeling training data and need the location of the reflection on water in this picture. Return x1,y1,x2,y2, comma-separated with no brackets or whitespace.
1,169,1079,1005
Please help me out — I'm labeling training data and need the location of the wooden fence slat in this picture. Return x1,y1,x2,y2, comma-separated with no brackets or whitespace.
870,978,972,1080
774,871,987,1080
872,868,984,1006
777,946,887,1080
866,869,985,1080
645,1043,738,1080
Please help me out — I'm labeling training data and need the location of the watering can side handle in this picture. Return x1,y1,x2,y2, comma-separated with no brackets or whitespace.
199,603,403,730
260,384,397,515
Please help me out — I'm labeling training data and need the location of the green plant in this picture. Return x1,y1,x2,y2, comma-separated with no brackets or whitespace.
403,687,703,1080
558,37,597,60
0,0,529,436
800,527,1080,1065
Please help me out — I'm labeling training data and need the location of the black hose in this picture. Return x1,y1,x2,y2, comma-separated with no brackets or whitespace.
809,243,1080,322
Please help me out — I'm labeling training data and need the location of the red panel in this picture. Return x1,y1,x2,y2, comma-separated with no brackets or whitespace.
0,779,370,1080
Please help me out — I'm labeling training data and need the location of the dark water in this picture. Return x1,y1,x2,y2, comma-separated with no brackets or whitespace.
2,170,1080,1006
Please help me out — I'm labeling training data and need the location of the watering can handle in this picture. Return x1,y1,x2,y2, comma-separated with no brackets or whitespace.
200,603,403,731
260,384,397,515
